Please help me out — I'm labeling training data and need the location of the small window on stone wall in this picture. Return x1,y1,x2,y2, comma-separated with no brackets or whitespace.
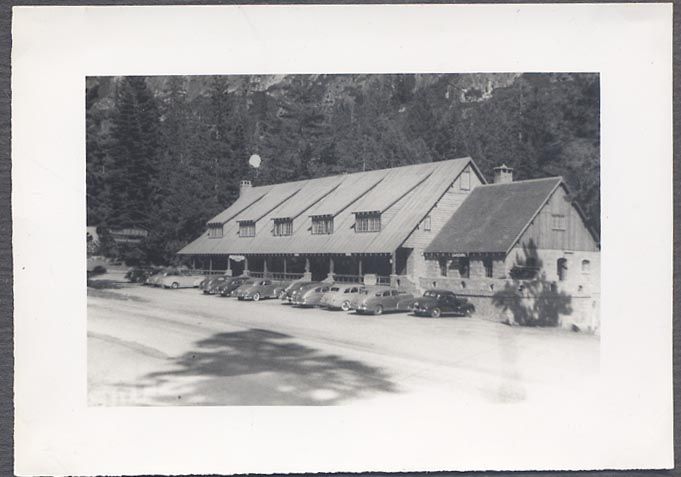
581,259,591,274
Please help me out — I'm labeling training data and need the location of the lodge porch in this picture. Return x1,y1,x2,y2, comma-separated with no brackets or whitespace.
186,249,416,288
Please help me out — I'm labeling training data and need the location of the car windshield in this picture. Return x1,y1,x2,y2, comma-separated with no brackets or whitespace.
424,290,437,297
330,287,339,292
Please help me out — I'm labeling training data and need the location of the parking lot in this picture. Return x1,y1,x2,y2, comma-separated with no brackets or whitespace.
88,272,599,406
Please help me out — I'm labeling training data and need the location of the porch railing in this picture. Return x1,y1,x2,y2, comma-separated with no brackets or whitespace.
270,272,305,281
332,274,391,286
332,274,363,283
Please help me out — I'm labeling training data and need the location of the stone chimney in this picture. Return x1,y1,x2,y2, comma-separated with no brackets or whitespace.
493,164,514,184
240,180,252,196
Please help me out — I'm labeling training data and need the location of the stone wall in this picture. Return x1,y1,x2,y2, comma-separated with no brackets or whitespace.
418,262,600,334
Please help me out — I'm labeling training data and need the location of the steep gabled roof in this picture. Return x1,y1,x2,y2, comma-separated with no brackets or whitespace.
206,186,272,225
178,157,478,256
270,175,344,220
425,177,563,255
233,180,306,223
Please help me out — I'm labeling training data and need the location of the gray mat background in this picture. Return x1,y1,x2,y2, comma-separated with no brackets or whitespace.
0,0,677,475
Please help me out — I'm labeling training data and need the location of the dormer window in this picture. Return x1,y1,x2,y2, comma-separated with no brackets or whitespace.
355,212,381,233
311,216,334,235
207,225,223,239
238,221,256,237
273,218,293,236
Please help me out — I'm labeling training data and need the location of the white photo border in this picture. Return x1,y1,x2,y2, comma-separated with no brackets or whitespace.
12,4,673,475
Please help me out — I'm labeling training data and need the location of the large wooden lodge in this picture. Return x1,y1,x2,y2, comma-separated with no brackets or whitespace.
179,157,600,330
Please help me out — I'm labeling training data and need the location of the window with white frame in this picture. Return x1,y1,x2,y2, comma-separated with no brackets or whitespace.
207,225,223,239
355,212,381,233
581,259,591,274
273,219,293,236
311,216,334,234
238,221,256,237
422,214,432,231
460,169,471,191
552,214,566,231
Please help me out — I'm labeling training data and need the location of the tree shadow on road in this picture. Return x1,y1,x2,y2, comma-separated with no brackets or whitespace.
143,328,399,405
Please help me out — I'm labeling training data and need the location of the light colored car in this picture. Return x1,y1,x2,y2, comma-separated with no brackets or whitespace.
160,271,203,289
293,283,333,307
351,287,415,315
237,279,290,301
146,270,173,287
319,284,364,311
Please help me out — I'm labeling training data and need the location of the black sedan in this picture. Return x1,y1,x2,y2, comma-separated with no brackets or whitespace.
412,289,475,318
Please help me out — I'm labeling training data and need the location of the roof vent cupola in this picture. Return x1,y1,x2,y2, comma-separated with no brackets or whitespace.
240,180,253,196
493,164,514,184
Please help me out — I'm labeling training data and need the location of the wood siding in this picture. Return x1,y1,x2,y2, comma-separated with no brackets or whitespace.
402,165,483,250
515,185,598,252
402,165,484,281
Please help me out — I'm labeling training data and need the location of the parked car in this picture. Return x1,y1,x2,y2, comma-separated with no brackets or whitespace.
145,269,173,287
352,287,415,315
218,277,253,297
201,275,235,294
237,279,289,301
125,267,159,283
293,283,333,307
319,284,365,311
281,281,319,303
411,289,475,318
159,270,202,289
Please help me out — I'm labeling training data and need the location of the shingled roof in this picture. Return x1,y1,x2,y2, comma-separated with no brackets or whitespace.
178,157,480,256
425,177,563,255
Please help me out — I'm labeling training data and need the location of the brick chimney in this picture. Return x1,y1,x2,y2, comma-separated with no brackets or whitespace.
240,180,252,196
493,164,514,184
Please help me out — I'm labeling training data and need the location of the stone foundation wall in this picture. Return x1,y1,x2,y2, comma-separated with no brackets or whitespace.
417,275,600,334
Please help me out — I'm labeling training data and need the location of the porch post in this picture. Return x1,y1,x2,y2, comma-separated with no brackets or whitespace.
226,256,232,276
243,256,250,276
263,257,270,278
192,257,196,269
358,257,363,278
390,251,398,287
303,257,312,281
325,256,335,282
209,257,213,273
283,257,287,276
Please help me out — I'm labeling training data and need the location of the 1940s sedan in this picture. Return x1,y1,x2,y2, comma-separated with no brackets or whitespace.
352,287,415,315
160,270,205,289
411,289,475,318
281,281,317,303
293,283,333,307
319,284,365,311
218,277,252,297
201,275,234,294
237,279,289,301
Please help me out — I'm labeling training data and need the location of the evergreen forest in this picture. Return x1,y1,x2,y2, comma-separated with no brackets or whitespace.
86,73,600,264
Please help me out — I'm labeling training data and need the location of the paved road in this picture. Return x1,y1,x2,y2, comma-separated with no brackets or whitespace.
88,273,599,406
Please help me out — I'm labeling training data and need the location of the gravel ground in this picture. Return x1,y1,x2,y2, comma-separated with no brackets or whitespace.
88,272,599,406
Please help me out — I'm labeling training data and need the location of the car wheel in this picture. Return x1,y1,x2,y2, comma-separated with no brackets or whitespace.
171,282,179,289
465,306,475,317
373,305,384,316
253,292,261,302
341,301,351,312
430,307,441,318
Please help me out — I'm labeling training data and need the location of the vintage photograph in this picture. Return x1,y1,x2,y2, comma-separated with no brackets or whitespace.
86,73,601,406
